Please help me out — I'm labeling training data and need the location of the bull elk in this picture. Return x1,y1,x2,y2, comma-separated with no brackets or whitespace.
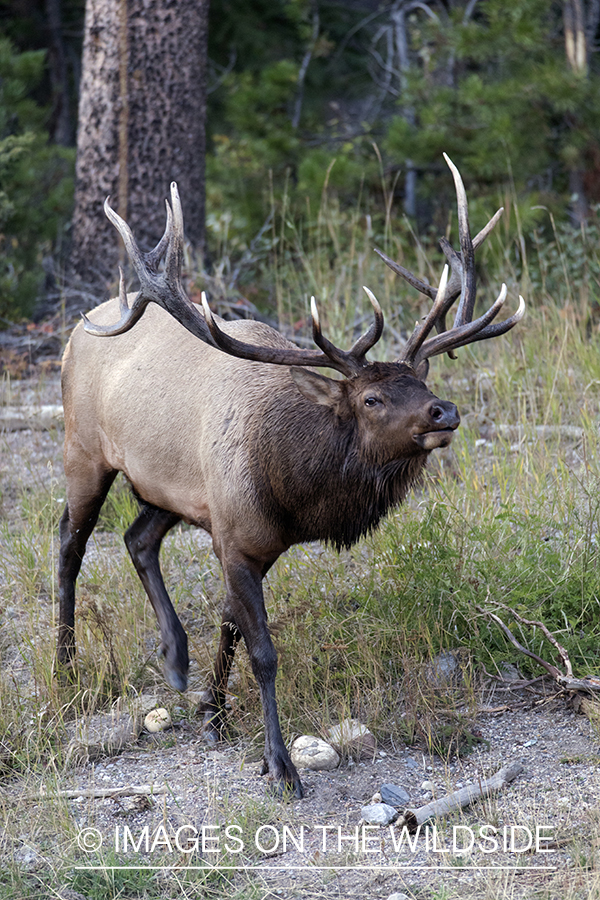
58,155,524,798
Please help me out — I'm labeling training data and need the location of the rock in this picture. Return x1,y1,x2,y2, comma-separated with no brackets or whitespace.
144,708,172,733
425,650,462,687
421,779,435,793
361,802,397,826
327,719,377,760
498,661,522,682
290,735,340,771
57,890,89,900
181,689,210,710
65,694,158,764
380,783,410,807
387,894,410,900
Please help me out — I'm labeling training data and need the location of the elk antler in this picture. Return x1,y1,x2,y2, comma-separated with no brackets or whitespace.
84,184,384,378
376,154,524,370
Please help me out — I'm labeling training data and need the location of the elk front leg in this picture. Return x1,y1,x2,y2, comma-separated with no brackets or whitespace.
217,552,303,799
124,503,187,691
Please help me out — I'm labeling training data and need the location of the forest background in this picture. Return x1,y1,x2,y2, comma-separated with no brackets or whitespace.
1,0,600,324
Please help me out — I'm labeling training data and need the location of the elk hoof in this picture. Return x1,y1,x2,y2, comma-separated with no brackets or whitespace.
261,755,304,799
159,641,188,692
163,665,188,693
202,708,226,743
53,654,78,686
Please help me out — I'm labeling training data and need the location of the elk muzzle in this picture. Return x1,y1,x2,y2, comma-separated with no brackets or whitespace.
413,399,460,450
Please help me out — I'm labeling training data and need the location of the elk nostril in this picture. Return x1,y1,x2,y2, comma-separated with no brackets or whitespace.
431,405,443,421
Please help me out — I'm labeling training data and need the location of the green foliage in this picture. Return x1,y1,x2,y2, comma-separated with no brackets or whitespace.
206,0,378,253
205,0,600,305
0,36,73,320
385,0,600,213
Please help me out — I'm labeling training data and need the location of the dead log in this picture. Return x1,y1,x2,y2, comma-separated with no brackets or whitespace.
17,783,167,802
397,760,524,833
0,405,64,431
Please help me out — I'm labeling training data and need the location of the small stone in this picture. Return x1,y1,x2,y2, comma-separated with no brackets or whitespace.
370,791,382,803
290,735,340,771
327,718,377,760
144,708,171,733
380,783,410,807
421,779,435,793
65,696,145,763
498,661,522,682
182,690,210,710
425,650,462,687
387,893,410,900
361,803,397,826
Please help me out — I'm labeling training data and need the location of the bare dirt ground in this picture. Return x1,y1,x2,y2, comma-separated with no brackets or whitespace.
1,365,600,900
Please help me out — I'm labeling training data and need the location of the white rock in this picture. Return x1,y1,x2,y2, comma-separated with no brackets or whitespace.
290,735,340,771
387,893,410,900
327,718,377,759
421,779,435,793
361,803,397,826
144,708,171,733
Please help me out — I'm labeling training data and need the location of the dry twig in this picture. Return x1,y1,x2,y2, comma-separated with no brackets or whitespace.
397,761,524,833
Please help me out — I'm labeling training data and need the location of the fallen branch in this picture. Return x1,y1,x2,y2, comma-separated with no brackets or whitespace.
18,783,166,802
477,604,600,694
0,405,64,431
397,761,524,833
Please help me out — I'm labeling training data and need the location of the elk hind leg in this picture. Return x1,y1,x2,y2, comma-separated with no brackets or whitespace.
202,616,241,742
57,467,117,679
124,503,187,691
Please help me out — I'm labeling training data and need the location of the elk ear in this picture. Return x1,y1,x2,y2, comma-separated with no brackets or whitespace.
415,359,429,381
289,367,345,409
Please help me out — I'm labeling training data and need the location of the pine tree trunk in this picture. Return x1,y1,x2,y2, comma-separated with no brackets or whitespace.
71,0,208,290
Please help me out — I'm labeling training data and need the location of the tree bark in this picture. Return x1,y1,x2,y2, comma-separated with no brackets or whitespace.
71,0,208,290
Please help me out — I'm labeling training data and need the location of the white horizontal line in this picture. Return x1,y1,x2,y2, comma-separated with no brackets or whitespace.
74,864,560,872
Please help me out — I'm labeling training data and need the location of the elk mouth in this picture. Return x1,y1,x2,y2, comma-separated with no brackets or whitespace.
412,428,456,451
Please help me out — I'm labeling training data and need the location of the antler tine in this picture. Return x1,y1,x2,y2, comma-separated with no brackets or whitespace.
350,287,384,360
165,181,184,284
309,289,384,371
102,197,146,279
84,200,156,337
443,153,476,329
310,296,350,368
413,286,526,365
144,200,173,273
82,266,148,336
376,204,503,310
400,265,449,366
374,248,437,300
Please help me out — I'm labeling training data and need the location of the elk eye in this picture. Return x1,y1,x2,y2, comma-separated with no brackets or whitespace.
364,396,380,407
